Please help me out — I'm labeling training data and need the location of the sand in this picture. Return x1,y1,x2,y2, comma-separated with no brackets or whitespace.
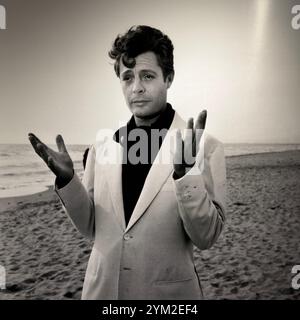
0,150,300,300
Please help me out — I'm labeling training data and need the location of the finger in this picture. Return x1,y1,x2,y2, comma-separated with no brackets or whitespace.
28,134,48,158
28,135,39,152
36,143,50,163
195,110,207,130
173,129,183,165
183,118,196,162
28,133,42,152
184,118,194,146
187,117,194,130
194,110,207,153
28,133,44,145
56,134,67,153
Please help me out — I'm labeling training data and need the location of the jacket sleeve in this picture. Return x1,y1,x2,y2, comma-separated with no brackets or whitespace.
55,144,96,239
173,138,226,250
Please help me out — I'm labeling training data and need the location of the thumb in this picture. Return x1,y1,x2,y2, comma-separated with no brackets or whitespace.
56,134,68,153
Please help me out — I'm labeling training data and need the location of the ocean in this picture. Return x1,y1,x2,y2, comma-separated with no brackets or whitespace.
0,144,88,198
0,143,300,198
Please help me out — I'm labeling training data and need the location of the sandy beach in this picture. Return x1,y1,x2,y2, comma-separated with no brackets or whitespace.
0,150,300,300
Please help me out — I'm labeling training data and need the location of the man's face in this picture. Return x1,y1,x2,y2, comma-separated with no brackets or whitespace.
119,51,173,122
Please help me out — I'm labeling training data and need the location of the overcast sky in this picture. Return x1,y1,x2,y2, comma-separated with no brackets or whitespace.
0,0,299,144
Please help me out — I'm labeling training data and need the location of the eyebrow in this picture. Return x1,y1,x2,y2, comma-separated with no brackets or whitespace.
140,69,158,75
120,69,158,77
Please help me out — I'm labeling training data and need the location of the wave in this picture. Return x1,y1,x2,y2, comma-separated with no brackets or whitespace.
0,167,83,178
0,168,51,177
0,160,83,174
0,172,16,177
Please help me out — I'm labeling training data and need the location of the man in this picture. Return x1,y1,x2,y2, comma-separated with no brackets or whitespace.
28,25,226,300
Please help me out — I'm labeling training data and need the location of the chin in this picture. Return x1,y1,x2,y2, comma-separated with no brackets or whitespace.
132,107,153,119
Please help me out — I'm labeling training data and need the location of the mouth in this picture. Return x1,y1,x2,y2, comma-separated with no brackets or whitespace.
132,100,151,103
131,100,151,106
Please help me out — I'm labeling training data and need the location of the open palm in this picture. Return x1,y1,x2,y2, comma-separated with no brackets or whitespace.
173,110,207,178
28,133,74,182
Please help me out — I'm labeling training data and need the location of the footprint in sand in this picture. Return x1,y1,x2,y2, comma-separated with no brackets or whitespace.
5,283,24,293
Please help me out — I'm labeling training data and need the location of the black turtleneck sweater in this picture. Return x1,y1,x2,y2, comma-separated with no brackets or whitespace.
113,103,175,226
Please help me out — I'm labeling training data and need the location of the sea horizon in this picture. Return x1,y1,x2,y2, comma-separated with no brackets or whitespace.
1,143,300,198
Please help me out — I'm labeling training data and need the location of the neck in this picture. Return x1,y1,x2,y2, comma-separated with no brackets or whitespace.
134,104,167,127
134,114,160,127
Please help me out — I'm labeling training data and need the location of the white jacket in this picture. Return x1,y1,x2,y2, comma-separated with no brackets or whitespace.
55,111,226,300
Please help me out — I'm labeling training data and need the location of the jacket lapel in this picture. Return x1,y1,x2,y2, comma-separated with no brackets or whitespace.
104,139,126,231
125,112,186,232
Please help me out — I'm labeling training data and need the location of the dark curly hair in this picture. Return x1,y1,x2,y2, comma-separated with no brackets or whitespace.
109,25,174,81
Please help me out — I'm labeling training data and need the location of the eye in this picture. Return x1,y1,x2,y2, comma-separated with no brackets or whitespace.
122,75,133,82
143,74,154,80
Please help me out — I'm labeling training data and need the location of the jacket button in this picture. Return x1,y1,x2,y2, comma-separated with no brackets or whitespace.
123,234,131,240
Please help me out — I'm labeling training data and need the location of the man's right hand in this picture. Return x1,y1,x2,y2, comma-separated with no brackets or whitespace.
28,133,74,185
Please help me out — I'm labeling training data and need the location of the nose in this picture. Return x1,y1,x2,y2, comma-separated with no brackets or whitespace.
132,78,145,94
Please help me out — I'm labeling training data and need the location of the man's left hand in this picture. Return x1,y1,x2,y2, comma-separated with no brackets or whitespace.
173,110,207,179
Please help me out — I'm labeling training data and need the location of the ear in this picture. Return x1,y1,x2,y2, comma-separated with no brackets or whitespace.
166,72,174,89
